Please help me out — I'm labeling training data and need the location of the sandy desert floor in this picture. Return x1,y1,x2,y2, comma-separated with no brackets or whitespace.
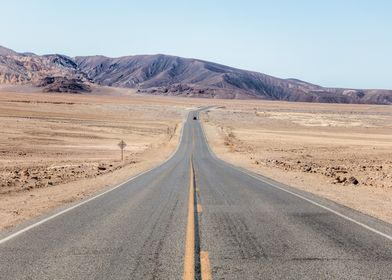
202,101,392,223
0,89,193,229
1,89,391,229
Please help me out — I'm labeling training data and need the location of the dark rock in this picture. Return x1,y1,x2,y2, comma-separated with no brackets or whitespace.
38,76,91,93
348,176,359,185
335,176,347,183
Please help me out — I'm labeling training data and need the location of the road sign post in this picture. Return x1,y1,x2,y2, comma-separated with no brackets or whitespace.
118,140,127,161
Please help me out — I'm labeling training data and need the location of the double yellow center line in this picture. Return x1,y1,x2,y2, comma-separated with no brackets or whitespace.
183,158,212,280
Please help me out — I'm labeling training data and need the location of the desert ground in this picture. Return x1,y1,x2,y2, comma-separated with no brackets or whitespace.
1,88,391,230
0,88,196,229
201,101,392,223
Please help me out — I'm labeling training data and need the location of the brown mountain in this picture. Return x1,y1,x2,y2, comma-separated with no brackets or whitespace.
1,45,392,104
0,46,90,92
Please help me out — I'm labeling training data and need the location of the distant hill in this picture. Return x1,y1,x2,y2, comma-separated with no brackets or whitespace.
1,45,392,104
0,46,89,93
0,45,18,56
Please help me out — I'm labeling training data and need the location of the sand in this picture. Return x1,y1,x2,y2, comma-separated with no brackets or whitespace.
0,89,190,229
1,89,391,229
201,101,392,223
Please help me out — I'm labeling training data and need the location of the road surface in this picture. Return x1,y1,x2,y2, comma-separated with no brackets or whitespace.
0,109,392,279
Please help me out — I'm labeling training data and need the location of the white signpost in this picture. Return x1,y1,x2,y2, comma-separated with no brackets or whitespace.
118,140,127,161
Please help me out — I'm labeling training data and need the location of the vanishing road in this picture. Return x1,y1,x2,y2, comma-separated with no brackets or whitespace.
1,109,392,279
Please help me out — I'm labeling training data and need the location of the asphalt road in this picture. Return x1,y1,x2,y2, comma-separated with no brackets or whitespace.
1,109,392,279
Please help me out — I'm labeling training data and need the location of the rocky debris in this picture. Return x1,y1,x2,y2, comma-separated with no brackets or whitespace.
334,176,347,184
324,166,349,177
98,165,107,171
348,176,359,185
264,158,320,173
259,157,389,188
333,175,359,185
304,166,312,172
0,160,137,194
222,128,250,153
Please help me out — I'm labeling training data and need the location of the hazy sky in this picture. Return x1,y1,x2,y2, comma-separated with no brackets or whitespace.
1,0,391,89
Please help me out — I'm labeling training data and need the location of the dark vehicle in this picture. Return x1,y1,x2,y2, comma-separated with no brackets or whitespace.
193,116,197,120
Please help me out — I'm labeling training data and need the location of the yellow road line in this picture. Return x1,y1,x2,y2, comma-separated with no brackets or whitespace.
192,126,195,147
197,204,203,213
183,159,195,280
200,251,212,280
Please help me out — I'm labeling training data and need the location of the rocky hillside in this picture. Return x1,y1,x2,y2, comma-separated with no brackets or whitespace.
0,46,90,93
1,45,392,104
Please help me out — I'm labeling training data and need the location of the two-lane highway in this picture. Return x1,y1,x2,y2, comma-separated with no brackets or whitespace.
0,109,392,279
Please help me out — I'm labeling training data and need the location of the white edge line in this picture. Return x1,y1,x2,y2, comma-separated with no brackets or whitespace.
198,110,392,242
0,111,190,245
245,172,392,242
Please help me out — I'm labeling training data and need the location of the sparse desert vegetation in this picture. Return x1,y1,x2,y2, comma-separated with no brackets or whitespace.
202,101,392,223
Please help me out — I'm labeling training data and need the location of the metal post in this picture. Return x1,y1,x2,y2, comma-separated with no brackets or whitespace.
118,140,127,161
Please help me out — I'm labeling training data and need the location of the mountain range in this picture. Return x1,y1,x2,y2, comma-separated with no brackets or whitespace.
1,45,391,104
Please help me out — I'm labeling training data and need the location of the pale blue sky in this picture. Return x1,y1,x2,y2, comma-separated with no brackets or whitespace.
1,0,391,89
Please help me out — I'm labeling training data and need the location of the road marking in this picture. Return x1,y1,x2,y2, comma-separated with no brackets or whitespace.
197,204,203,213
183,159,195,280
200,251,212,280
198,112,392,243
192,124,195,146
0,112,190,245
249,175,392,242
